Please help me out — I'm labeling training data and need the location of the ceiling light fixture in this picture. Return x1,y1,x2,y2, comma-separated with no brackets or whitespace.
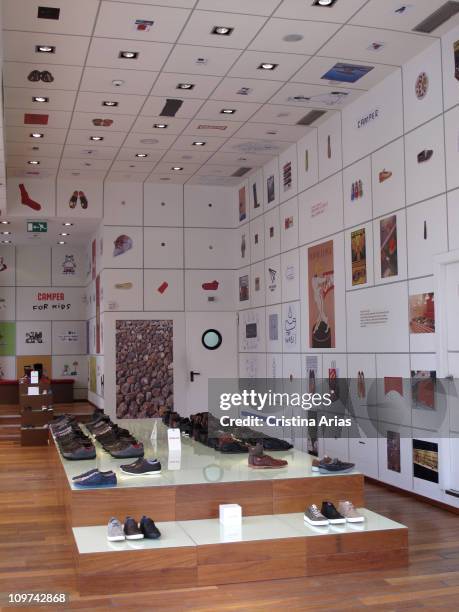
119,51,138,59
90,136,104,141
258,62,278,71
103,100,118,107
221,108,236,114
112,79,125,87
192,141,206,146
211,26,234,36
63,222,73,226
1,221,10,225
154,123,168,128
36,45,55,53
313,0,337,6
177,83,194,90
172,166,183,171
283,33,304,42
57,241,66,245
135,153,148,158
1,231,11,235
2,240,11,244
30,132,44,138
33,96,48,103
28,160,40,165
60,232,69,236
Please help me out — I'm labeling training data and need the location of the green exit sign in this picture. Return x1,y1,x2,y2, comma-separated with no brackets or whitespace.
27,221,48,233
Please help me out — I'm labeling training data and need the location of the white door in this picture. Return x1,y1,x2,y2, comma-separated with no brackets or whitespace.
185,312,237,416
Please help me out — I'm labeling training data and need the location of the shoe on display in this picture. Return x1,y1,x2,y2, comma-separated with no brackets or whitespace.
107,518,125,542
318,458,355,474
338,501,365,523
140,516,161,539
73,470,117,487
72,468,98,481
124,517,144,540
311,455,332,472
62,445,96,461
304,504,330,526
248,443,288,469
321,501,346,524
109,442,144,459
120,458,161,476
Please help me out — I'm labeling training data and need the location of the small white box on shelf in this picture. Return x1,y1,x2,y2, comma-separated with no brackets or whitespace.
219,503,242,525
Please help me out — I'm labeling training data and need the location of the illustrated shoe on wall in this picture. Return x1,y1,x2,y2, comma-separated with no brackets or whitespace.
107,518,125,542
79,191,88,209
124,517,144,540
321,501,346,524
27,70,41,82
40,70,54,83
379,169,392,183
417,149,433,163
140,516,161,539
304,504,329,526
311,455,331,472
120,458,161,476
69,191,78,208
318,458,355,474
338,501,365,523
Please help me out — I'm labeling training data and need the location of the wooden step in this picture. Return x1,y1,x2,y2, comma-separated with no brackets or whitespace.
0,414,21,425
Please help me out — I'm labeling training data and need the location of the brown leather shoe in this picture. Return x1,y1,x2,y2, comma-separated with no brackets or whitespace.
248,443,287,469
312,455,332,472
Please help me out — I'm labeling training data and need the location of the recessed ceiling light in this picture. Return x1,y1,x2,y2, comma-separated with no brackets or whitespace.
258,62,278,71
119,51,138,59
37,6,60,20
30,132,44,138
1,221,10,225
211,26,234,36
221,108,236,114
57,241,66,245
28,160,40,165
2,240,11,244
33,96,48,103
154,123,168,129
313,0,337,6
136,153,148,158
63,222,73,226
1,231,11,235
36,45,55,53
283,33,304,42
192,141,206,146
60,232,69,236
90,136,104,141
172,166,183,171
112,79,125,87
177,83,194,90
103,100,118,107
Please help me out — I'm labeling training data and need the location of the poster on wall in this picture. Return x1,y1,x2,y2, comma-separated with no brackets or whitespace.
239,274,249,302
322,62,374,84
96,275,101,354
283,162,292,192
411,370,436,410
409,293,435,334
380,214,398,278
92,239,96,280
283,304,297,348
387,430,401,473
240,310,261,351
308,240,335,348
16,288,85,321
252,182,259,209
413,439,439,483
351,228,367,286
267,175,275,203
16,355,52,379
89,355,97,394
0,322,15,356
238,186,246,222
116,320,173,419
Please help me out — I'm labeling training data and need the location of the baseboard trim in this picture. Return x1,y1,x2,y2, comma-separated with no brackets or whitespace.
364,476,459,515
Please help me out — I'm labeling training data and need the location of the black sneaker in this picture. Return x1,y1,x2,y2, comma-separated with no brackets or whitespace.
318,458,355,474
321,501,346,524
120,458,161,476
140,516,161,539
123,517,143,540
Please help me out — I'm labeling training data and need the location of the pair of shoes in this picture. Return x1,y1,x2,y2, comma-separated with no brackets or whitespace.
304,501,364,526
27,69,54,83
69,191,88,209
248,442,288,469
88,414,144,459
73,470,117,487
311,456,355,474
53,417,96,460
120,458,161,476
92,118,113,127
417,149,433,163
107,516,161,541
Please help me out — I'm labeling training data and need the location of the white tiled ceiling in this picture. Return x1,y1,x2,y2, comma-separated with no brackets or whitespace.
1,0,456,185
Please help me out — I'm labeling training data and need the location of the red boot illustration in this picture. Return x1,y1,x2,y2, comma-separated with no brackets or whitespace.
19,184,41,211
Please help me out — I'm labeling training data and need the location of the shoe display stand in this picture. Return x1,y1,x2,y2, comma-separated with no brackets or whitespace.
20,382,53,447
51,422,408,595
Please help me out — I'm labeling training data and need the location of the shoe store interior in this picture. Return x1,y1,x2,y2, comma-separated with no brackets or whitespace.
1,0,459,610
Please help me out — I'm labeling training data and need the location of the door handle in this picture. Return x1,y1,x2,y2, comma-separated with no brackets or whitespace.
190,371,201,382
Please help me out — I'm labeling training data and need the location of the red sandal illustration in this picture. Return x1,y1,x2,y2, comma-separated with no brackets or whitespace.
19,183,42,211
79,191,88,209
69,191,78,208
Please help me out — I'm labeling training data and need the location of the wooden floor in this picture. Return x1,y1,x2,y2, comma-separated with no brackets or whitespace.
0,443,458,611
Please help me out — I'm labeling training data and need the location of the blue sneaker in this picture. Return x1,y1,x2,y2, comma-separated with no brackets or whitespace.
73,470,117,487
72,468,99,481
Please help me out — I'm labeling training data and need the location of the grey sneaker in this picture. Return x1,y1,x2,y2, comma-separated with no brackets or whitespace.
304,504,329,526
338,500,365,523
107,518,125,542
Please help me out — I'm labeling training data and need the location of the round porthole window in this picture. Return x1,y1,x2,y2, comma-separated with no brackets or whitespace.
201,329,222,350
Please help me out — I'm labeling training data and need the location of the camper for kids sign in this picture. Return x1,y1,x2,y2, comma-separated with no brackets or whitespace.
16,287,86,321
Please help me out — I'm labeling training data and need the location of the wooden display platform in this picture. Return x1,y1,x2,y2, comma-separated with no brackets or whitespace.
51,438,365,526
